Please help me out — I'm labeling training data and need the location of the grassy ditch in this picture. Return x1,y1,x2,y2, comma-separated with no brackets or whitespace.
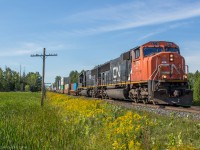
0,92,199,149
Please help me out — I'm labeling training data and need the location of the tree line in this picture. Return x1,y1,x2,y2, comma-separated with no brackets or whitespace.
188,70,200,104
0,67,41,92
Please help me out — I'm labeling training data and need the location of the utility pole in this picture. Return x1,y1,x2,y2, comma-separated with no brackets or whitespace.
31,48,57,107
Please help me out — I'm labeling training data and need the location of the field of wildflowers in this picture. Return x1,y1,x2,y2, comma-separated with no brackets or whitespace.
47,93,147,149
0,92,200,149
47,92,200,150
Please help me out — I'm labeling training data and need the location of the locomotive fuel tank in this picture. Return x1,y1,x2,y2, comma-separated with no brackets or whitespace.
80,89,89,97
106,89,128,99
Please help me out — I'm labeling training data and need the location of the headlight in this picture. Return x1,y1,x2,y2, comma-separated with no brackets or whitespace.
162,75,167,79
183,75,188,79
169,54,174,62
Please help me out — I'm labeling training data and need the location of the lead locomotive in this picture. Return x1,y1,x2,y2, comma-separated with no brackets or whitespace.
76,41,192,106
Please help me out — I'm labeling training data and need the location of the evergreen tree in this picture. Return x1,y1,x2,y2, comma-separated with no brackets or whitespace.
0,68,4,91
188,72,194,89
69,70,79,83
26,72,42,92
4,67,13,91
20,71,26,91
194,74,200,103
54,76,61,89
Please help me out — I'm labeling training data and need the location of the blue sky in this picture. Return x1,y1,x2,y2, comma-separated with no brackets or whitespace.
0,0,200,83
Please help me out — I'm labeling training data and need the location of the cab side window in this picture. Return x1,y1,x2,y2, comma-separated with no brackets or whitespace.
135,49,140,59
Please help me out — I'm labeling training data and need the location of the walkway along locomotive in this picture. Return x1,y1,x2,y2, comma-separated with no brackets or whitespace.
75,41,193,106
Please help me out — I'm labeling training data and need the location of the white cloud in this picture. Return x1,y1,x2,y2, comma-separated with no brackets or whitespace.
0,42,66,57
0,42,42,57
138,29,166,40
61,0,200,35
138,22,193,40
0,50,39,57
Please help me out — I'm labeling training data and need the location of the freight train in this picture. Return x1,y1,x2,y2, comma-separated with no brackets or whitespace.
54,41,193,106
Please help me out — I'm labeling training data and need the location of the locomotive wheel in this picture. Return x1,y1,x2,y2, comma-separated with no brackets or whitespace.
143,100,147,104
152,100,158,105
101,89,107,99
103,93,108,99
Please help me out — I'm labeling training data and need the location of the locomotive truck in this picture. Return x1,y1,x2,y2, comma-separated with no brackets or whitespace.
76,41,192,106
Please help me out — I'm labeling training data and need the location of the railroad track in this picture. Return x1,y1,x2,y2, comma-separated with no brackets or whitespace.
106,99,200,113
103,99,200,120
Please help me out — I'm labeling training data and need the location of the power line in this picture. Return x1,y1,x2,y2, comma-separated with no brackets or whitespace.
31,48,57,107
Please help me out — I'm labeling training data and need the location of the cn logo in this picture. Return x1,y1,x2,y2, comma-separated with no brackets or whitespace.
113,66,120,78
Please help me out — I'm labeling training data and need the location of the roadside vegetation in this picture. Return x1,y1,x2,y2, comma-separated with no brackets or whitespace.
0,67,41,92
188,70,200,105
0,92,200,149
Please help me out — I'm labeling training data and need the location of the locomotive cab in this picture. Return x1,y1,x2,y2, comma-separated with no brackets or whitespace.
131,41,192,106
129,41,193,106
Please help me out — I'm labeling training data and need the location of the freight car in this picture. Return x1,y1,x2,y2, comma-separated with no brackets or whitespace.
76,41,193,106
54,77,70,94
53,77,78,95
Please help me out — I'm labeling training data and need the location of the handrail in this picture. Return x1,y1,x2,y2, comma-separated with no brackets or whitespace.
149,57,158,80
150,63,181,81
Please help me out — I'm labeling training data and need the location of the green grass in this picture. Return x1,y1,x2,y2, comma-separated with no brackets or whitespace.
0,92,200,149
141,111,200,149
0,92,72,149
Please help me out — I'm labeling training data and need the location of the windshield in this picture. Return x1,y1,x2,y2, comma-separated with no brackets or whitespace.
143,47,163,57
165,47,180,54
